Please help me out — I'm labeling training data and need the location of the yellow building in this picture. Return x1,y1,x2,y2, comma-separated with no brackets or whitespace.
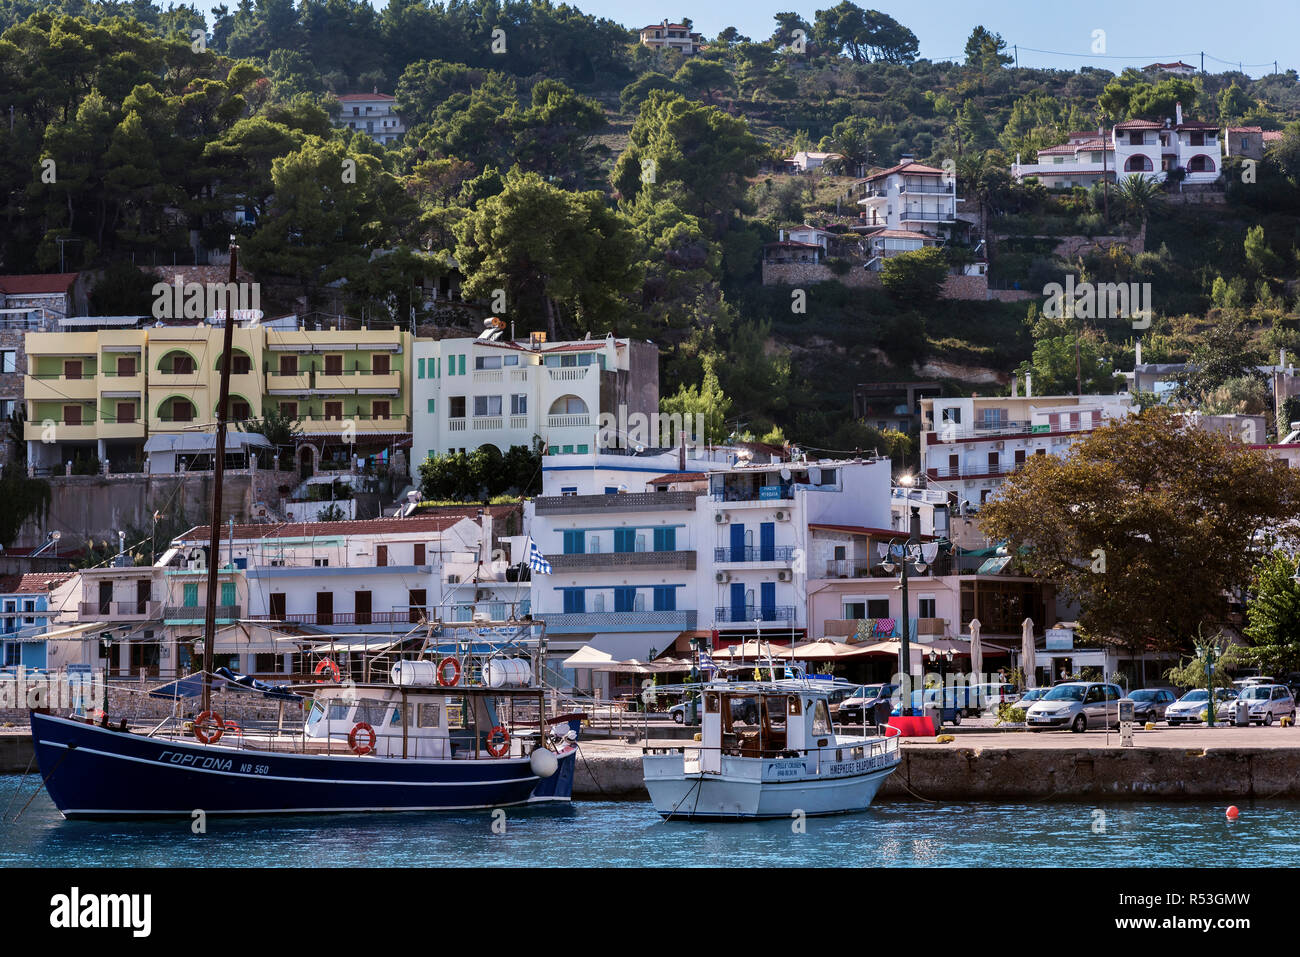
24,318,411,475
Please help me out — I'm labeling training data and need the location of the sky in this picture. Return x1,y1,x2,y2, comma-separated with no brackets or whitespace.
190,0,1300,79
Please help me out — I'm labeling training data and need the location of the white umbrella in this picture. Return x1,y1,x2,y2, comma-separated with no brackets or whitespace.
1021,618,1037,688
969,618,983,681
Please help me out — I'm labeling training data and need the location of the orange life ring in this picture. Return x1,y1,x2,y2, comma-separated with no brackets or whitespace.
348,721,376,755
486,725,510,758
194,710,224,744
223,719,242,736
314,658,342,683
436,657,461,687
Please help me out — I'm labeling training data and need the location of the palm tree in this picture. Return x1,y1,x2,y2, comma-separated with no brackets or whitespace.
1114,173,1164,224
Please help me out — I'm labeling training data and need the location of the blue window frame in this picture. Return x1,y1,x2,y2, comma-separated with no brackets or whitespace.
653,527,676,552
652,586,676,611
614,587,636,613
760,582,777,620
614,528,635,553
562,530,585,555
729,582,745,622
562,589,585,613
729,523,745,562
760,522,775,562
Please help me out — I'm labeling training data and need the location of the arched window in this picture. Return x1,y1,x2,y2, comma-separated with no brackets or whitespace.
1187,154,1216,173
548,395,589,416
215,350,253,374
1124,154,1153,172
159,396,196,423
157,350,196,374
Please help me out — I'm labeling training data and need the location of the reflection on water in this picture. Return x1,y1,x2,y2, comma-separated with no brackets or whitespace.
0,775,1276,867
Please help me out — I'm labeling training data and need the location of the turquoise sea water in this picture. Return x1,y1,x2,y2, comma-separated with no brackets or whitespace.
0,774,1285,867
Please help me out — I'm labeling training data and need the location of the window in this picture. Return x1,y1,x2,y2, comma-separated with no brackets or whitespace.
220,582,236,607
866,598,890,619
414,543,426,565
63,404,82,426
279,401,297,418
427,398,435,414
279,355,297,376
844,602,866,619
475,355,502,370
182,583,198,607
372,401,390,420
313,558,329,567
231,353,251,375
324,401,343,420
115,356,135,377
373,354,390,375
230,399,250,421
614,529,635,553
653,527,676,552
614,587,636,613
0,351,14,373
562,530,585,554
448,396,466,418
503,355,519,366
511,394,527,415
458,355,466,375
269,593,286,619
652,586,676,611
116,402,136,424
376,546,388,567
833,545,846,561
562,589,585,613
418,358,426,378
473,395,502,416
918,597,936,618
408,589,426,623
324,355,343,376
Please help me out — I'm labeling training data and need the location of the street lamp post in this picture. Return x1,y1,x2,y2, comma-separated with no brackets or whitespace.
878,505,929,715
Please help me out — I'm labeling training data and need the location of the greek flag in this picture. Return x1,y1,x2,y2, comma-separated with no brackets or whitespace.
527,539,552,575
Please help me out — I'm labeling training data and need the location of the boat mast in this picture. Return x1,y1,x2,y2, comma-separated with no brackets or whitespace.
200,237,239,716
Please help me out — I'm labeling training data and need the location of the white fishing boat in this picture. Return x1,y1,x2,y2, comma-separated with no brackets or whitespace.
642,673,901,820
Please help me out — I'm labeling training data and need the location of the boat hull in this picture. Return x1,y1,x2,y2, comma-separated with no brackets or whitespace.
643,752,899,820
31,711,577,819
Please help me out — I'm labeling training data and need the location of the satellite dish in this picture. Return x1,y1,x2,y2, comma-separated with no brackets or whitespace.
779,467,791,480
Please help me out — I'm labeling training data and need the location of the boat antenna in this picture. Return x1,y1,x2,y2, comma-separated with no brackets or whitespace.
200,235,239,717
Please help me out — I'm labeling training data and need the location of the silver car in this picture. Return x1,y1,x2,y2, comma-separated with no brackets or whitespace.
1165,688,1236,725
1024,681,1124,732
1232,684,1296,725
1128,687,1178,723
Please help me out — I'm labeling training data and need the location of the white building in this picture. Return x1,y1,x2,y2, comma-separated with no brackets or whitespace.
336,93,405,145
411,332,659,461
529,447,893,695
787,151,843,173
638,20,703,54
921,383,1134,509
1010,132,1115,188
856,159,955,233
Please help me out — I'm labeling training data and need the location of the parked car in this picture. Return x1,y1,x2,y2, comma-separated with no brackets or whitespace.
1165,688,1237,725
1024,681,1125,732
1231,684,1296,726
1014,687,1050,709
968,683,1022,714
836,684,899,725
1128,688,1179,723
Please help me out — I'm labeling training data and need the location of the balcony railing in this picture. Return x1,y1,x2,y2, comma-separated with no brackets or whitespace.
548,550,696,571
900,209,956,221
900,182,955,194
926,462,1022,479
711,489,795,505
547,367,594,382
823,559,873,578
715,605,797,624
714,546,796,563
472,416,503,430
163,604,241,621
540,610,697,631
78,601,162,619
535,490,697,514
547,414,591,429
247,610,426,626
448,417,467,431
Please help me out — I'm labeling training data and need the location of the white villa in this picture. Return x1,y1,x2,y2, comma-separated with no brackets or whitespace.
1013,104,1221,187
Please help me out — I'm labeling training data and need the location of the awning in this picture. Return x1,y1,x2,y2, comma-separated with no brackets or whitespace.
30,622,104,641
144,432,271,454
712,641,794,660
562,644,692,673
784,639,882,660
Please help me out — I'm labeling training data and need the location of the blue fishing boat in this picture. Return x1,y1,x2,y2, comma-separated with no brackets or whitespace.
30,660,580,818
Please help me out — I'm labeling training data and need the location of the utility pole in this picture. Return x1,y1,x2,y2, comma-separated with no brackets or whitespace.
1200,51,1204,74
1013,44,1018,68
1101,119,1110,225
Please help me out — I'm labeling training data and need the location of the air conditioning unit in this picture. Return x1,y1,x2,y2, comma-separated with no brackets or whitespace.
715,571,731,584
714,512,730,524
774,509,790,522
777,569,792,582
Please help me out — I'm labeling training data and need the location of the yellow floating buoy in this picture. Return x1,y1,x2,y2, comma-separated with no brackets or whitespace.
936,734,955,743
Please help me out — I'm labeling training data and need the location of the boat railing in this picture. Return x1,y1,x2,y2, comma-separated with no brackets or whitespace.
644,725,901,776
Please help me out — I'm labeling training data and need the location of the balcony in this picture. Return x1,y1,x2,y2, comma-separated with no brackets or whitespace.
98,370,145,395
714,546,796,564
710,489,795,506
900,182,955,194
473,369,503,383
150,371,210,391
715,605,797,624
78,601,162,620
548,550,696,572
98,420,146,440
546,366,594,383
509,415,529,430
163,604,241,623
298,414,409,434
823,559,874,578
266,371,312,393
314,370,401,394
546,414,591,429
447,417,467,432
900,208,956,222
540,609,697,633
926,462,1022,480
23,419,97,442
472,416,503,431
534,490,698,514
26,374,97,401
247,610,423,626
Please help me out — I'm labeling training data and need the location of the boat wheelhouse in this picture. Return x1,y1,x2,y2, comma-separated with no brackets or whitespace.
642,675,900,819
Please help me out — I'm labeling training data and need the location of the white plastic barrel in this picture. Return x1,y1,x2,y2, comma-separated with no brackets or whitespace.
390,660,440,687
484,658,532,688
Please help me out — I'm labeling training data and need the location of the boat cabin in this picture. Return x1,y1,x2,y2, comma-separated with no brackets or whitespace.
699,683,838,769
303,684,543,759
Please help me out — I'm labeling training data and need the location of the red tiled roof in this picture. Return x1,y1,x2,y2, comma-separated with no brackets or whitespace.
0,272,78,295
337,93,394,101
863,161,948,182
0,572,74,594
871,228,937,241
764,240,824,249
1175,121,1218,131
1263,131,1284,142
809,523,938,541
1145,61,1195,70
1227,126,1264,134
646,472,707,484
1114,119,1162,129
177,515,467,542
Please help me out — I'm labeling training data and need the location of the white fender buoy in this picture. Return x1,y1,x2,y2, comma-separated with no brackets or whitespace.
530,748,559,778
